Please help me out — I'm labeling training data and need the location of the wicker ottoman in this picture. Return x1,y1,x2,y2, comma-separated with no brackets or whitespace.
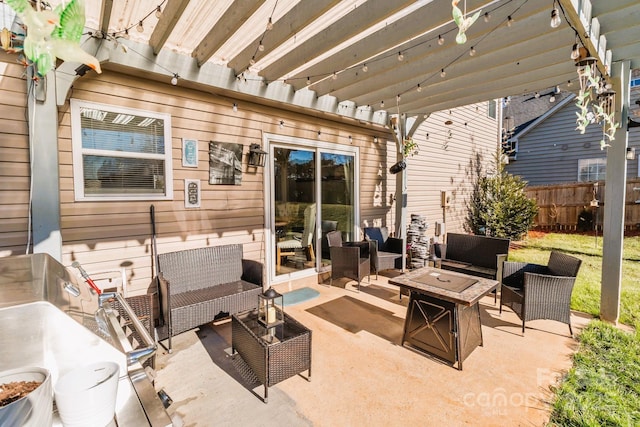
231,309,311,402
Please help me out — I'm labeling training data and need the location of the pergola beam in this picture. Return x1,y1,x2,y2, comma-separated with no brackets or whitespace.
149,0,190,55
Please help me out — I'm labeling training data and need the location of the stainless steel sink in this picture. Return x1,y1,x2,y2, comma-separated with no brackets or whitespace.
0,253,172,426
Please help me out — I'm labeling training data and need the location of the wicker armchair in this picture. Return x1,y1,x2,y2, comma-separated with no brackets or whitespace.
500,251,582,336
327,230,372,292
363,227,404,278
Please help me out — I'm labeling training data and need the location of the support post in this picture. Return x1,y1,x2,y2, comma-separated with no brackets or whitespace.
27,72,63,260
600,60,631,323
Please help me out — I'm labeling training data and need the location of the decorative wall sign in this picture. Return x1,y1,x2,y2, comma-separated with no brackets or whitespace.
182,138,198,167
184,179,201,208
209,141,242,185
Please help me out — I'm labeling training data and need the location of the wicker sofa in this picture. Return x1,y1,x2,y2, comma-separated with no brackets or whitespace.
156,244,263,351
435,233,510,300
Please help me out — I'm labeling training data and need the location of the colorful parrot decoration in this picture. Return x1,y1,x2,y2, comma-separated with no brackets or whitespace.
5,0,101,76
452,0,481,45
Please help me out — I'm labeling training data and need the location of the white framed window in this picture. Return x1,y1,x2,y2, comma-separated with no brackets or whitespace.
70,99,173,201
578,158,606,182
487,99,497,119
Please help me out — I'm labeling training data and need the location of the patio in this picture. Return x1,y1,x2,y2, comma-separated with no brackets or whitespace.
154,274,590,426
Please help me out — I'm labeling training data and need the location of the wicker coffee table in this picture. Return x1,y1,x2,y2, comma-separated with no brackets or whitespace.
231,309,311,402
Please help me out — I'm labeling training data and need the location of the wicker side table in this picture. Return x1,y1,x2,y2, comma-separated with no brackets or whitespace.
232,309,311,403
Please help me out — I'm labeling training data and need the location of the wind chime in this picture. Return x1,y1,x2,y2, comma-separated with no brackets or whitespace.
451,0,481,44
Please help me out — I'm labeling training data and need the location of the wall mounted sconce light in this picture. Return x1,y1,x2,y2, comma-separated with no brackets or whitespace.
248,144,267,167
626,147,636,161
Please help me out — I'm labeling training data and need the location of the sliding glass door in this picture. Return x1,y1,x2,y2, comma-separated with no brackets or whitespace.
270,140,357,281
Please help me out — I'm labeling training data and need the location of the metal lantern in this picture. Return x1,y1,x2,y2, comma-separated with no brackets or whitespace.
248,144,267,167
258,287,284,328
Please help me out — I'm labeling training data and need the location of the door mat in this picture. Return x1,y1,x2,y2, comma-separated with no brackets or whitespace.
280,287,320,307
413,272,477,293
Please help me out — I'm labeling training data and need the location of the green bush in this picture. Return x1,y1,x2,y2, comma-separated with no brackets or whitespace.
465,153,538,240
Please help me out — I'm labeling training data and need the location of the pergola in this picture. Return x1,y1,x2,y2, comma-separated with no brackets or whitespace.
6,0,640,322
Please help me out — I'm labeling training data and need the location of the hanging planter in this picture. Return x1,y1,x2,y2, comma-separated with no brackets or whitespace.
402,137,418,157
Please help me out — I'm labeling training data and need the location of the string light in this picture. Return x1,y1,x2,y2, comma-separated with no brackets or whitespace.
266,17,273,31
171,74,178,85
332,72,338,80
549,94,556,103
232,103,238,112
550,2,561,28
438,35,445,45
306,77,311,86
155,6,163,19
535,91,540,98
507,16,514,27
567,80,573,87
362,63,368,72
416,84,422,92
249,57,256,66
469,46,476,56
484,12,490,22
380,100,385,108
397,51,404,61
136,21,144,32
279,120,284,129
440,68,446,78
555,85,561,94
258,41,265,52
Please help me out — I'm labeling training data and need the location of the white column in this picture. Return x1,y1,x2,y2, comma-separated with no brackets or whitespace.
27,72,63,261
600,60,631,323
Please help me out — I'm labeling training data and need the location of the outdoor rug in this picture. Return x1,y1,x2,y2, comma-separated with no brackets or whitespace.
281,287,320,307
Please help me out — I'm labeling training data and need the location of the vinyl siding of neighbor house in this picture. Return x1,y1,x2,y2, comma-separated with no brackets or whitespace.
0,64,31,257
506,97,640,185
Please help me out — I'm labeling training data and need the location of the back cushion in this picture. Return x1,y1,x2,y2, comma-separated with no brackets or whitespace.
445,233,509,269
364,227,388,250
158,244,243,293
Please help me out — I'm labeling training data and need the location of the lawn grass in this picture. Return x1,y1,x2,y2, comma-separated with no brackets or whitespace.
508,232,640,426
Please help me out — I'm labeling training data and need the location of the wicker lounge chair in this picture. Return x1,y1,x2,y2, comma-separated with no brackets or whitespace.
327,230,372,292
363,227,404,278
500,251,582,336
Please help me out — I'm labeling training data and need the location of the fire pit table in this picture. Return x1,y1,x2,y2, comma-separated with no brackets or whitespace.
231,309,311,402
389,266,498,370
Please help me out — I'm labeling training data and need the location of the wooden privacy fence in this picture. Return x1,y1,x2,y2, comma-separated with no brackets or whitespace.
525,179,640,231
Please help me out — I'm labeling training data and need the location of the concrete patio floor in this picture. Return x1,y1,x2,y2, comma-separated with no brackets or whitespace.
154,274,591,427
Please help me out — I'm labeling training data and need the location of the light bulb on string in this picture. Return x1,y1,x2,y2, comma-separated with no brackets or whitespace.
232,103,238,112
416,84,422,92
171,74,178,86
469,46,476,56
258,41,264,52
440,68,446,78
380,100,385,108
507,16,514,27
155,6,163,19
570,40,581,60
549,95,556,103
362,63,368,72
550,3,561,28
567,80,573,87
249,57,256,66
279,120,284,129
332,72,338,80
484,12,490,22
438,35,444,45
266,17,273,31
555,85,561,94
397,52,404,61
137,21,144,32
123,29,130,40
535,91,540,98
306,77,311,86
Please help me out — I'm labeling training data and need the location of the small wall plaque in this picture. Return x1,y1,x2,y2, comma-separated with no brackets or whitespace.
184,179,201,208
182,138,198,168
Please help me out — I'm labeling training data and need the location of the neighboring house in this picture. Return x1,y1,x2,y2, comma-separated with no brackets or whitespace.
504,73,640,186
0,63,499,294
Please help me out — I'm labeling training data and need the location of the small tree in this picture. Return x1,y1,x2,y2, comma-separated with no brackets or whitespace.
465,153,538,240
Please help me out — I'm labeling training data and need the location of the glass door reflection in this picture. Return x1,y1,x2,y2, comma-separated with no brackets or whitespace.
273,147,316,276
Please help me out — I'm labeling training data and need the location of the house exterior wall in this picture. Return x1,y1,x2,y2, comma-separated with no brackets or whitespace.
506,86,640,186
404,103,501,235
0,63,30,256
0,67,499,293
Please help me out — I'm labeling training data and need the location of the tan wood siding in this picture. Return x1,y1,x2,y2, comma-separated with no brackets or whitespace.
59,72,392,293
0,64,30,256
405,103,500,236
